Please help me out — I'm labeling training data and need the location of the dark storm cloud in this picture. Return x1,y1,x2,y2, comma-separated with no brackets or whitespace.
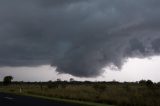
0,0,160,77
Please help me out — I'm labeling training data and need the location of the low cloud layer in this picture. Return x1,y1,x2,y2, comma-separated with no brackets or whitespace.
0,0,160,77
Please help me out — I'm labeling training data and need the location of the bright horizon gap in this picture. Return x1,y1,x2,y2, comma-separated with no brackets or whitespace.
0,56,160,82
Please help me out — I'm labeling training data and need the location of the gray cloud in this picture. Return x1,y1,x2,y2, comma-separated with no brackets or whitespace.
0,0,160,77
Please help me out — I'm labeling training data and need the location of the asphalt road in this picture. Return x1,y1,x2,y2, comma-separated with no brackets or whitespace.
0,93,81,106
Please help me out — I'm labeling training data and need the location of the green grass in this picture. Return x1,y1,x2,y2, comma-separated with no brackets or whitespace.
0,82,160,106
0,88,112,106
24,94,111,106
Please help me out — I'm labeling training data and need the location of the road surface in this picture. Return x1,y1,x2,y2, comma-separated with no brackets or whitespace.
0,92,81,106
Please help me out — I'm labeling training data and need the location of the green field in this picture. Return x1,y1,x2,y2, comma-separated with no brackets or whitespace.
0,81,160,106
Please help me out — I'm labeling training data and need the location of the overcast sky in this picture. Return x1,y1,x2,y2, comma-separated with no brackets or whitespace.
0,0,160,82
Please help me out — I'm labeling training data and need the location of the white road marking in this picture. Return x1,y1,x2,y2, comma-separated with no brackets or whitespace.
4,97,14,100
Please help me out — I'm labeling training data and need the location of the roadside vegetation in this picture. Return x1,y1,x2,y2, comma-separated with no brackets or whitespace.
0,77,160,106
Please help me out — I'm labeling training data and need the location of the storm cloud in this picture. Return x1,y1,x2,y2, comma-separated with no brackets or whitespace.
0,0,160,77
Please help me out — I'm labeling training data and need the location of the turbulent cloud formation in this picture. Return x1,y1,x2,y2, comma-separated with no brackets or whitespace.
0,0,160,77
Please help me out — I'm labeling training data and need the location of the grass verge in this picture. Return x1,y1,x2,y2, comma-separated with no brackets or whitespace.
0,90,113,106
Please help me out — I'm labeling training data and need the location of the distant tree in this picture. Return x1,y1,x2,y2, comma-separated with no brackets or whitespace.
139,80,146,85
70,78,74,82
157,82,160,85
139,79,154,87
57,78,61,82
157,82,160,88
3,76,13,85
146,80,154,87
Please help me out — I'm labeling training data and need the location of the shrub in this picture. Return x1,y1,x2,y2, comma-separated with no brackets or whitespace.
146,80,154,87
3,76,13,86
